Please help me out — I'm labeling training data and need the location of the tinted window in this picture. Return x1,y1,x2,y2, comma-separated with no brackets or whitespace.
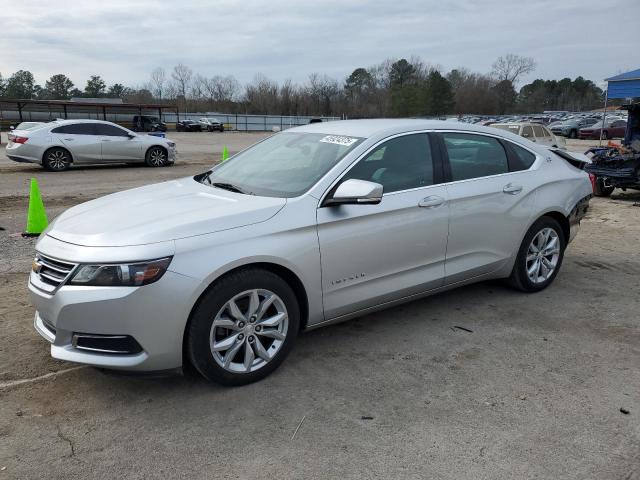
521,126,534,138
95,124,128,136
612,120,626,127
532,125,546,138
342,134,433,193
508,142,536,171
51,123,95,135
442,133,508,181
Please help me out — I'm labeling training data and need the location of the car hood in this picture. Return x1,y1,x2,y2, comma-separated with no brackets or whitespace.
47,178,286,247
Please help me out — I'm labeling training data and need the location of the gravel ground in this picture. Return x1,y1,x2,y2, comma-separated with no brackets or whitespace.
0,132,638,479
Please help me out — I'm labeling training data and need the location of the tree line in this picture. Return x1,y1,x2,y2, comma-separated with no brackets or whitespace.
0,54,607,116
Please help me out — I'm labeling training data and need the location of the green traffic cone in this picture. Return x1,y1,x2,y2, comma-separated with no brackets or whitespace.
221,146,229,162
22,178,48,237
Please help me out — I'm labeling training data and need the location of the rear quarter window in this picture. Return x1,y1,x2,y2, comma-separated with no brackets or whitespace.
507,142,536,171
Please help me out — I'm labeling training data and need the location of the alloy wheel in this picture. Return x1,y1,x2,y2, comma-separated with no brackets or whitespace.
47,149,69,170
526,227,560,284
209,289,288,373
148,148,166,166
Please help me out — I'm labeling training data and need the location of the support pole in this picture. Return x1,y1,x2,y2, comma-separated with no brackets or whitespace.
599,88,608,147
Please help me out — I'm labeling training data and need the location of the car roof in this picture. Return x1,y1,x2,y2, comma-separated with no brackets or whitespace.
288,119,557,157
48,119,120,125
289,118,547,138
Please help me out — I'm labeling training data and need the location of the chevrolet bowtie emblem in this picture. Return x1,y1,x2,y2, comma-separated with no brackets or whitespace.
32,260,43,274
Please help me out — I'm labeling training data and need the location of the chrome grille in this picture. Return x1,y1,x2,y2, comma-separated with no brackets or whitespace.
33,254,76,291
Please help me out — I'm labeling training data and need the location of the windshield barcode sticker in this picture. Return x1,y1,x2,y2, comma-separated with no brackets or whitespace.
320,135,358,146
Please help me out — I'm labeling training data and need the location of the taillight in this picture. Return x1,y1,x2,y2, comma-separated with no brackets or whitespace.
10,135,28,144
588,173,597,193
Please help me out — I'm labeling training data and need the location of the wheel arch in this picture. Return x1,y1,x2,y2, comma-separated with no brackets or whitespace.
146,144,168,157
539,211,570,244
42,145,74,165
181,261,310,365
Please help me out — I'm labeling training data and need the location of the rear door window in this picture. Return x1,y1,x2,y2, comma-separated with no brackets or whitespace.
94,124,129,136
441,133,509,181
51,123,96,135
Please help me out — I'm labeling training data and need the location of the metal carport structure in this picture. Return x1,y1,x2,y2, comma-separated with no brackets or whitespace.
0,99,179,129
599,68,640,144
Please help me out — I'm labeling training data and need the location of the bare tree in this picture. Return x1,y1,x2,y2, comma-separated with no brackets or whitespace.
491,53,536,86
171,64,192,98
171,64,193,112
149,67,166,101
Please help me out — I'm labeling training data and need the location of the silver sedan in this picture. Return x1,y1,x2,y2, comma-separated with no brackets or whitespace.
29,119,592,385
6,119,176,171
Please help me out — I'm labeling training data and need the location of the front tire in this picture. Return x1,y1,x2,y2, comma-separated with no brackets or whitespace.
43,147,71,171
569,129,577,139
145,146,168,167
508,217,565,292
601,131,608,140
186,268,300,386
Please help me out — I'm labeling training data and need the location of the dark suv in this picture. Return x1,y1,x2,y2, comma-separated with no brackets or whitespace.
132,115,167,132
550,117,599,138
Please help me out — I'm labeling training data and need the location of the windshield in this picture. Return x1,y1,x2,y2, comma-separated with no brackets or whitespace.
201,132,364,197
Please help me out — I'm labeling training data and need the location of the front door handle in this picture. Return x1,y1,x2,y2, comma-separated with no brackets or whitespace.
101,139,111,142
63,138,74,141
418,195,445,208
503,183,523,195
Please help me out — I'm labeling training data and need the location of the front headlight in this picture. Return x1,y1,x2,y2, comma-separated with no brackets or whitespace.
68,257,172,287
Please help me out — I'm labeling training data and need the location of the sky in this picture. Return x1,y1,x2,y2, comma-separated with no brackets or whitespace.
1,0,638,90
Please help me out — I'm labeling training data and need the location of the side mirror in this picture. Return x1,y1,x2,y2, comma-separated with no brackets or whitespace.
9,126,15,130
325,179,383,206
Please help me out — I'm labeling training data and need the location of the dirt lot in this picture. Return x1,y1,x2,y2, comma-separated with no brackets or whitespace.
0,132,638,479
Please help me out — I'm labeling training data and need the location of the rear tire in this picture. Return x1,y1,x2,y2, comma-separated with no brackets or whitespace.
601,131,608,140
145,146,168,167
186,268,300,386
42,147,71,171
593,177,614,197
508,217,565,293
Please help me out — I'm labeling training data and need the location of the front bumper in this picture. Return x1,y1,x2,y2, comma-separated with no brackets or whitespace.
30,267,200,371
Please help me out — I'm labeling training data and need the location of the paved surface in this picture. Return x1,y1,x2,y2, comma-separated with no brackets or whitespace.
0,132,638,479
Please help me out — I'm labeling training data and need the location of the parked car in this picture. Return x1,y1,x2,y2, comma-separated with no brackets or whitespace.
176,120,203,132
29,120,592,385
132,115,167,132
6,119,176,171
198,117,225,132
579,118,627,140
491,122,566,149
10,121,46,131
550,117,599,138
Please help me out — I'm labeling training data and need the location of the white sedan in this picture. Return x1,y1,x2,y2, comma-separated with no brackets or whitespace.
6,119,176,171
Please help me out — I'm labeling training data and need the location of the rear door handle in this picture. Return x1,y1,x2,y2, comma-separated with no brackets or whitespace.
101,139,111,142
418,195,445,208
503,183,523,195
63,138,73,141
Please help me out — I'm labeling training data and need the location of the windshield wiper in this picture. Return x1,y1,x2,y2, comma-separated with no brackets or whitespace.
211,182,250,195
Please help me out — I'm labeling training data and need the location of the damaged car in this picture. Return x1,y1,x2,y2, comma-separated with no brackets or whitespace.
585,104,640,197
